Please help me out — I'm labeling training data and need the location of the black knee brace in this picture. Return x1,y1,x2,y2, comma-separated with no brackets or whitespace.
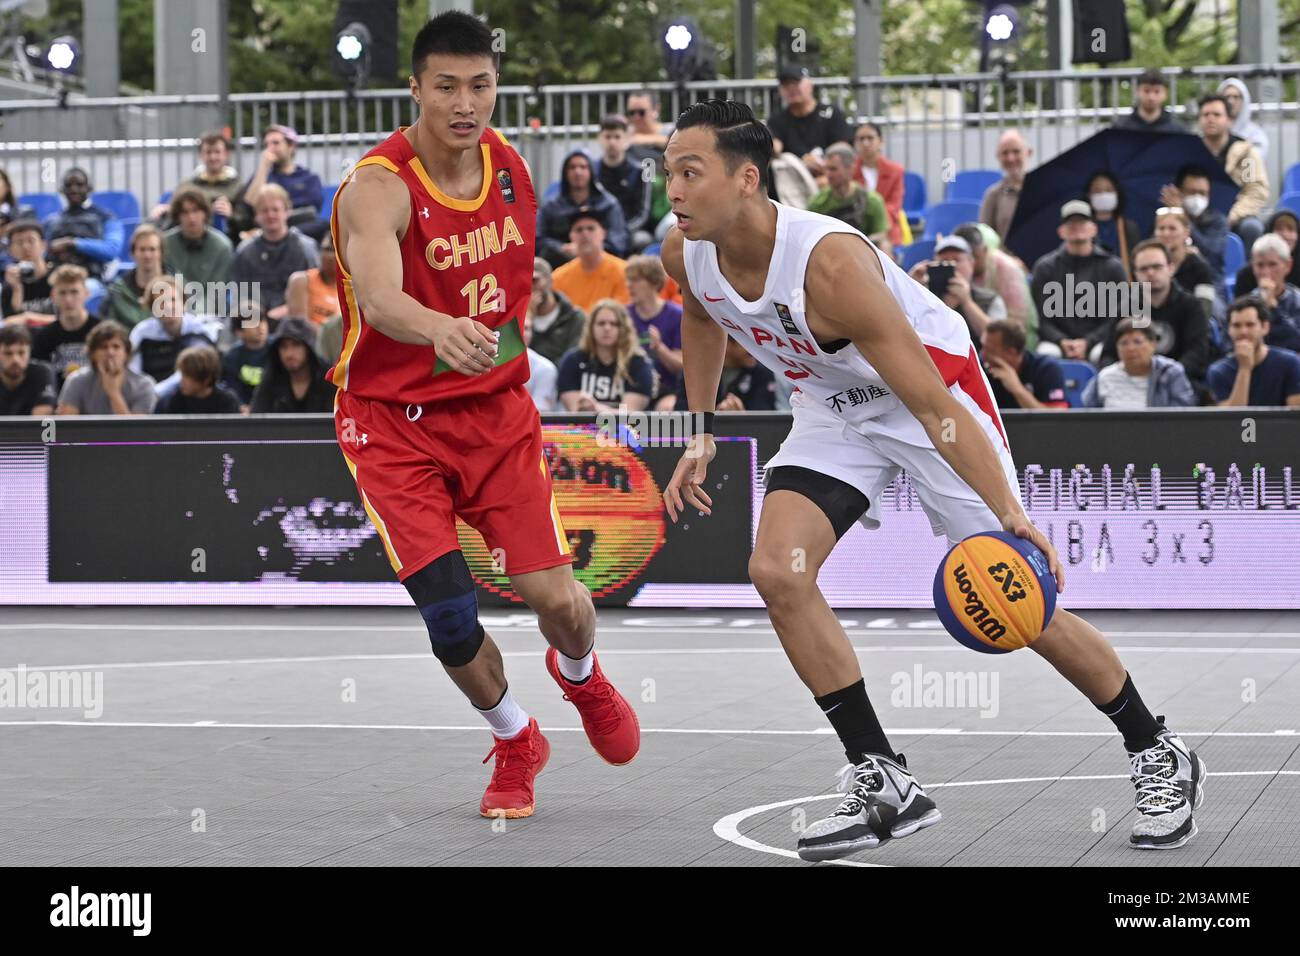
403,551,485,667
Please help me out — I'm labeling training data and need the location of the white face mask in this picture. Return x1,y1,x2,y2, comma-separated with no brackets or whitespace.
1183,194,1209,217
1090,191,1118,213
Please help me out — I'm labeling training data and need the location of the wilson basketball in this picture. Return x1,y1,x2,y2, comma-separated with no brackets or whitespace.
458,426,667,600
933,531,1057,654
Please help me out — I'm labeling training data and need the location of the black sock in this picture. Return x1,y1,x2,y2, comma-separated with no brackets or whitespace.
814,678,893,764
1098,673,1162,752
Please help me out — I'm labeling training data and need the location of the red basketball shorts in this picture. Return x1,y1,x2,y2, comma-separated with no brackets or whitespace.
334,383,572,582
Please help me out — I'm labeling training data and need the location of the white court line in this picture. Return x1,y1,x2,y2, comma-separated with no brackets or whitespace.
10,644,1300,673
0,720,1295,737
713,770,1300,867
2,622,1300,640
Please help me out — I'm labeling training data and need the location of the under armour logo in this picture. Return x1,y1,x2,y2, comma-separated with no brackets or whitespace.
420,207,430,219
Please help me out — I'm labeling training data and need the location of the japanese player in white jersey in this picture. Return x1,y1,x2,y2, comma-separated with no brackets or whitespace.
659,100,1206,863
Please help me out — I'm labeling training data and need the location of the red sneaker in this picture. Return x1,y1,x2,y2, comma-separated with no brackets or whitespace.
545,647,640,765
479,717,550,819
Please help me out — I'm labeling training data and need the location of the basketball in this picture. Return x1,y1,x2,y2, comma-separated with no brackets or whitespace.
933,531,1057,654
458,426,667,600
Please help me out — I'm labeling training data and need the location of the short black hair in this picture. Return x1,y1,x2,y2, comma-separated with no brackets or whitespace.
673,99,772,188
0,323,33,349
1198,93,1230,114
1175,164,1212,189
1230,295,1272,325
411,11,498,79
1135,68,1167,89
1131,237,1170,263
984,319,1026,353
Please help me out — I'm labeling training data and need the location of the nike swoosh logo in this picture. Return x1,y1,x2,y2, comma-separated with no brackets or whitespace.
821,702,843,714
703,293,726,302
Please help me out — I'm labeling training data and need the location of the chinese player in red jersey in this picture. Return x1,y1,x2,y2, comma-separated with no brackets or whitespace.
329,12,639,818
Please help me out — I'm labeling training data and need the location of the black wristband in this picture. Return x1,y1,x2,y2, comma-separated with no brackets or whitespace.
698,411,715,435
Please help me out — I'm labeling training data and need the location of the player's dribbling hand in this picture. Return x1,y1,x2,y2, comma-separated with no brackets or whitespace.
663,435,716,523
433,315,499,375
1001,511,1064,594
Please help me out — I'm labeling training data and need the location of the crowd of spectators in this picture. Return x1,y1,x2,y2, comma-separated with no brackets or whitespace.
5,68,1300,417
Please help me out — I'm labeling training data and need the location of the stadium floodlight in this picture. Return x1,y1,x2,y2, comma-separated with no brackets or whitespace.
985,8,1017,42
661,16,717,84
664,24,693,52
980,4,1020,74
45,34,78,73
333,21,371,93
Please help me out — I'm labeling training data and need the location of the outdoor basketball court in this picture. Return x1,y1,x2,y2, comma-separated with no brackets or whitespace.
2,606,1297,867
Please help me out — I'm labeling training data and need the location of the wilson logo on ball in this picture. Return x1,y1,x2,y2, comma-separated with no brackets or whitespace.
951,563,1008,643
933,531,1057,655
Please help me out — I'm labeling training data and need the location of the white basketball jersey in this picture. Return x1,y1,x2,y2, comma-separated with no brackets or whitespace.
682,200,1004,439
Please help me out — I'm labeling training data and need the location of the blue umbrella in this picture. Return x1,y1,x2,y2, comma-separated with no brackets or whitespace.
1005,128,1238,266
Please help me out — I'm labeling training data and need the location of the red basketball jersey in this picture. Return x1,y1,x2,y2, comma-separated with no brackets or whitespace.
328,126,537,405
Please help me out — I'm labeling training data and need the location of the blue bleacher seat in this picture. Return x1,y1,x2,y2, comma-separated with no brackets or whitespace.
1276,192,1300,216
117,217,141,258
18,192,62,222
1058,359,1097,408
93,190,141,221
899,239,936,271
1223,232,1245,286
902,171,926,228
944,169,1001,202
921,199,981,240
320,183,339,219
1283,163,1300,197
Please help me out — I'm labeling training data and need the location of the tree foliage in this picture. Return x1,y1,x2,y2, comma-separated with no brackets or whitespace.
17,0,1300,93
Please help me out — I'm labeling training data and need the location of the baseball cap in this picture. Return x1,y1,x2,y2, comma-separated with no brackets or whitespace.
1060,199,1094,222
778,65,810,83
569,206,605,229
934,235,973,256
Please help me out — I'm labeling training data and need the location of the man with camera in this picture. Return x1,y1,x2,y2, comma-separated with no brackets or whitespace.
908,234,1006,342
2,220,56,322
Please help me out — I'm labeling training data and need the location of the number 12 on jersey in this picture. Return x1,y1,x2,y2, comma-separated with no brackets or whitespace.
459,273,505,318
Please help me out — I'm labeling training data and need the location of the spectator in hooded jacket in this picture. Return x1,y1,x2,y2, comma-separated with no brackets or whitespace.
249,316,335,412
536,149,628,267
1217,78,1269,160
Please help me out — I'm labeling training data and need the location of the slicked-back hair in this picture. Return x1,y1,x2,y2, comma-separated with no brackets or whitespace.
411,11,498,79
673,99,772,189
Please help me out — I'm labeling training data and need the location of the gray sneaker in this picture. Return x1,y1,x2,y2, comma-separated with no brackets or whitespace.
1128,720,1207,850
796,753,942,862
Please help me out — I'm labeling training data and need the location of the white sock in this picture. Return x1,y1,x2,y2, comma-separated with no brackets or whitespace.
557,646,594,683
476,687,529,739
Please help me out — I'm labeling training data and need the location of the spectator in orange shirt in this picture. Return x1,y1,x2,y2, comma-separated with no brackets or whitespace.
286,231,340,324
551,207,628,312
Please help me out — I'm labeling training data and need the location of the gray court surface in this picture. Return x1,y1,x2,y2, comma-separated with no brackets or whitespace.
2,606,1298,867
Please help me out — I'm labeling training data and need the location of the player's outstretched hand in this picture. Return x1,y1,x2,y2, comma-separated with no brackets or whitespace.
663,435,716,523
433,316,499,375
1001,511,1064,594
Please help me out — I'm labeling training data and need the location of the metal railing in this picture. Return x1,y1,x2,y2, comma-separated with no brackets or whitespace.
1,65,1297,219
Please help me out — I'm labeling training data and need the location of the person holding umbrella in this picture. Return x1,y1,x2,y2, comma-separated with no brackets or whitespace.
1085,171,1141,275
